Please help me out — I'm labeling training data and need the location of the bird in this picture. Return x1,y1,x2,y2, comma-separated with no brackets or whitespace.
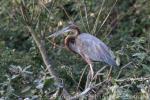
48,23,117,78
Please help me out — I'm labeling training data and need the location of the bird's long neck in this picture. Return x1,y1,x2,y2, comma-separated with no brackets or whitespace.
64,29,80,53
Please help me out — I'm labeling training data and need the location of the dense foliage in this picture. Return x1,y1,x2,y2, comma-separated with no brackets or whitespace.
0,0,150,99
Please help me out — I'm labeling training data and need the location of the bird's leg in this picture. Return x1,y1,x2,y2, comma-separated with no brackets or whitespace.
85,63,94,90
80,54,94,78
89,63,94,79
81,55,94,79
81,56,94,89
85,58,94,79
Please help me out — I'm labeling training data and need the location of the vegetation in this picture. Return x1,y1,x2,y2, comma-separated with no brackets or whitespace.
0,0,150,99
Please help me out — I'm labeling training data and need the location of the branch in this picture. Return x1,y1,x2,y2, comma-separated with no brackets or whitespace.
69,76,150,100
115,77,150,83
20,3,70,99
26,26,57,80
70,80,108,100
26,26,70,99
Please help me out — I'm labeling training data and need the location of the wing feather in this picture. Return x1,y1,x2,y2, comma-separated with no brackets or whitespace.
76,33,116,66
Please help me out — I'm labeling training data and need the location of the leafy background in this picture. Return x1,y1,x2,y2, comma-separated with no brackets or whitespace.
0,0,150,99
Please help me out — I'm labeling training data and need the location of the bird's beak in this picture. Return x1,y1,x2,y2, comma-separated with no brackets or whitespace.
47,26,70,38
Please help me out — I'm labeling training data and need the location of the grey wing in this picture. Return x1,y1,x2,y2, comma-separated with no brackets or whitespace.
76,33,117,66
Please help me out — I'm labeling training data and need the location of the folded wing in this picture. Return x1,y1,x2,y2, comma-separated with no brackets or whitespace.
75,33,116,66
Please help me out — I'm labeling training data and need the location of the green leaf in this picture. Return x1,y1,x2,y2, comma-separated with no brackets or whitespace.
132,53,147,60
44,77,55,88
142,64,150,72
21,86,31,93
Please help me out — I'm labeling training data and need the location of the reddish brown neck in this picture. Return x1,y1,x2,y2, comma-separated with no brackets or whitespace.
64,28,80,53
64,35,76,53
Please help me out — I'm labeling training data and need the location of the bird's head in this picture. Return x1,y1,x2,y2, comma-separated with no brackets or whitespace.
48,22,80,38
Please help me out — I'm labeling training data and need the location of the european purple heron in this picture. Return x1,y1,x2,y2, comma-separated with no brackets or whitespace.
48,23,117,78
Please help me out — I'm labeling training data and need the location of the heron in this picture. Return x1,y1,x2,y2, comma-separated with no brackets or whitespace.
48,23,117,78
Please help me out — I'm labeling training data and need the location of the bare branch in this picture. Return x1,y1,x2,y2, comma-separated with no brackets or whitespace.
26,26,70,99
115,77,150,83
26,26,57,79
70,76,150,100
19,2,71,99
70,80,108,100
116,62,133,79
